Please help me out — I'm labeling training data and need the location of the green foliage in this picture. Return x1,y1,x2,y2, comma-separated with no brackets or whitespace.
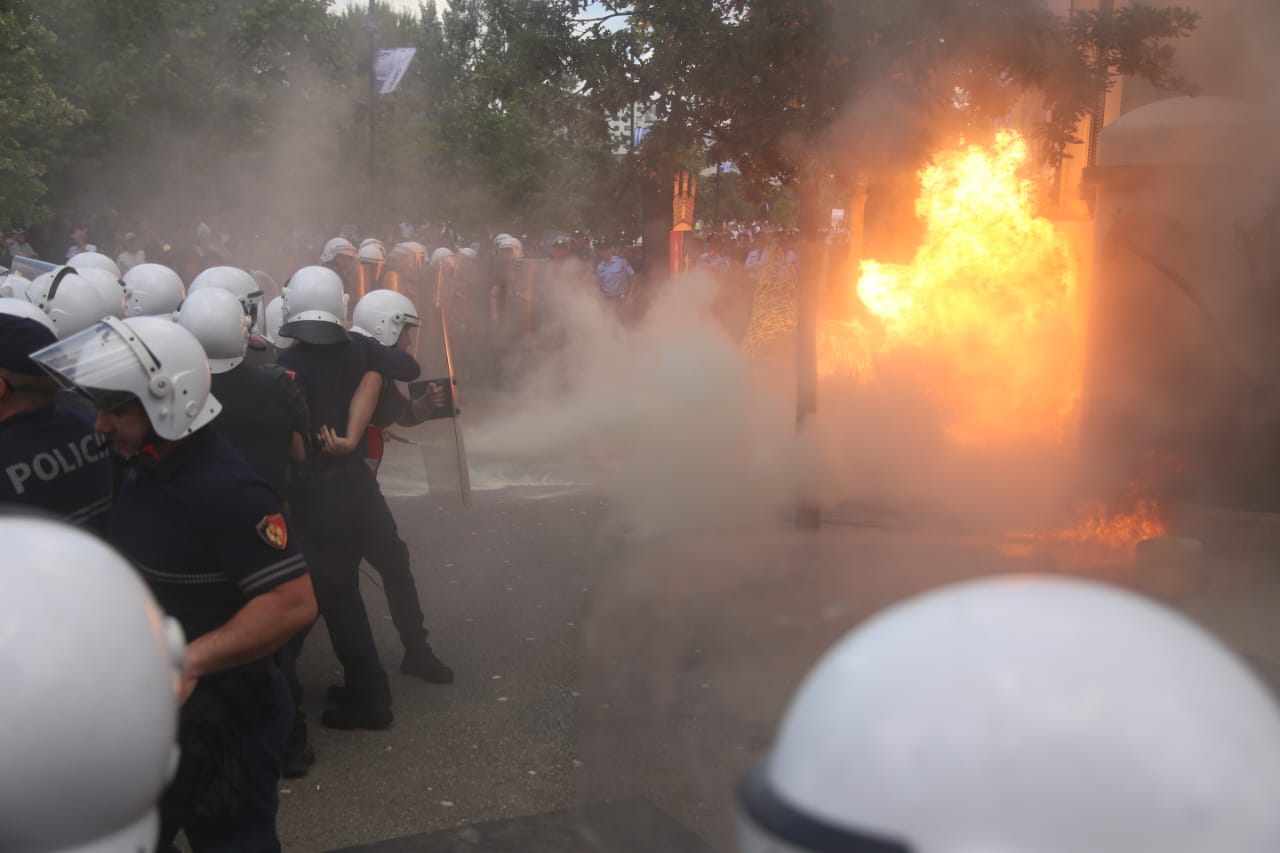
0,2,83,224
575,0,1200,197
0,0,1200,238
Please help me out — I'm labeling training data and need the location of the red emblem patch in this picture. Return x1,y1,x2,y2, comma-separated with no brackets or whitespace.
256,514,288,550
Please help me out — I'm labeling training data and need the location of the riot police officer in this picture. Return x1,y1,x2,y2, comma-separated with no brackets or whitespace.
278,265,421,730
179,287,309,501
32,316,317,852
348,288,455,685
0,299,113,530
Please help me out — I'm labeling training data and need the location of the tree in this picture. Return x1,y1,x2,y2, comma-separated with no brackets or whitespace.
0,3,82,225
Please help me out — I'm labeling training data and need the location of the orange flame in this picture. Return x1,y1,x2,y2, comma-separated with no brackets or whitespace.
1026,499,1167,552
821,130,1081,445
817,131,1172,552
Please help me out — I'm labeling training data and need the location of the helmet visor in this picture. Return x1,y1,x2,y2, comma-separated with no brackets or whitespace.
30,318,155,404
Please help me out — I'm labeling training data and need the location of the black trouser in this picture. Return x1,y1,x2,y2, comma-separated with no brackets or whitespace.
159,669,292,852
362,477,429,652
291,464,390,700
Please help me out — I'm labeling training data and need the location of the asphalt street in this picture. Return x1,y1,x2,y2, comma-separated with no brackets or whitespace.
275,421,1280,852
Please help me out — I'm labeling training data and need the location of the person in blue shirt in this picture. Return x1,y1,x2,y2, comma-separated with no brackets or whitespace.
0,299,113,531
32,315,316,853
595,239,635,302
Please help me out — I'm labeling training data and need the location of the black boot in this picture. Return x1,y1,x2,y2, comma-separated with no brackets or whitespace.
281,713,316,778
321,692,393,731
400,644,455,684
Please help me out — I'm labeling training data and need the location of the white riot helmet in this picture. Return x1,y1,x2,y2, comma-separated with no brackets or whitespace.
178,287,247,374
495,235,523,258
0,295,57,334
32,316,221,440
188,266,265,336
75,267,127,319
430,247,457,268
351,289,420,347
0,515,184,853
25,268,108,339
280,265,349,345
122,263,185,319
738,576,1280,853
358,242,386,265
319,237,357,264
458,247,477,260
263,296,293,350
359,237,386,254
66,250,122,278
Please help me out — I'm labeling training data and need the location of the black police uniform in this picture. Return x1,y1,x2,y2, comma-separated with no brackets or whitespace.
210,362,309,500
0,405,113,532
0,312,114,531
109,426,307,851
279,332,420,725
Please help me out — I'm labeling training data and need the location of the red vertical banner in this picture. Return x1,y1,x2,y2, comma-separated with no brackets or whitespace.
669,230,685,277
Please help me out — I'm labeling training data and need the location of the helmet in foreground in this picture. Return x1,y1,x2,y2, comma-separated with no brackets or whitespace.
0,516,184,853
738,575,1280,853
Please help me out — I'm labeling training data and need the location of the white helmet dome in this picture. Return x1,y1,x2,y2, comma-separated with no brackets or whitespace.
0,516,184,853
358,242,386,264
263,296,293,350
66,251,122,278
0,295,57,334
32,316,221,440
320,237,357,263
178,287,247,374
351,289,420,347
75,267,127,319
359,237,386,252
739,576,1280,853
431,247,456,265
26,268,108,339
280,265,348,345
458,247,477,259
122,263,185,319
495,235,523,258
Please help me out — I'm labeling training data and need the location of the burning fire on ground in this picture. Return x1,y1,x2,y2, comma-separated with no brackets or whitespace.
811,130,1166,551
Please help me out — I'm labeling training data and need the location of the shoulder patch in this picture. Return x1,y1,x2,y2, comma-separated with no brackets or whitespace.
256,513,288,550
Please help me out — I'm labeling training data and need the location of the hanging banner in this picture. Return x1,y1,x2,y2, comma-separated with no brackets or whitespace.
374,47,417,95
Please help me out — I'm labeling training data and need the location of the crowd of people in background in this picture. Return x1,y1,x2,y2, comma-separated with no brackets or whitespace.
0,212,858,395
